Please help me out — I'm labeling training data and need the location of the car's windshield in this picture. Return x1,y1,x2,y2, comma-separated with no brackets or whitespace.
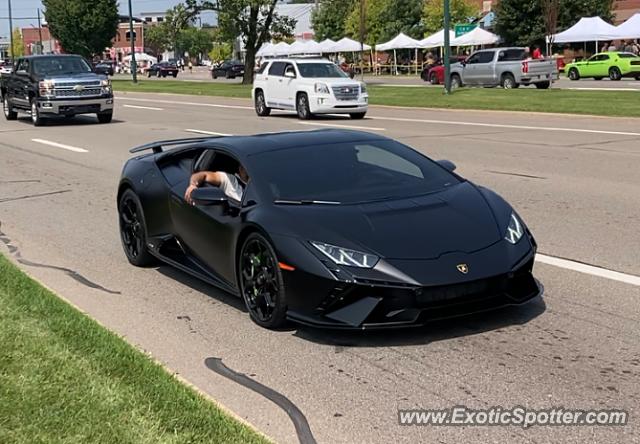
32,56,92,76
253,139,460,204
297,63,348,78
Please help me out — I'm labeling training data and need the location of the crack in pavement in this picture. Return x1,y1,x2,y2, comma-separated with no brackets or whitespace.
0,179,42,184
486,170,547,180
0,189,72,204
0,222,120,295
204,357,317,444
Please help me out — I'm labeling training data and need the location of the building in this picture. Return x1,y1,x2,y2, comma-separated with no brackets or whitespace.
140,11,167,25
108,17,145,62
22,26,62,55
0,37,9,60
615,0,640,22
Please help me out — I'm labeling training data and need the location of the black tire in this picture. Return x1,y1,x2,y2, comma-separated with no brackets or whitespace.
226,71,233,79
161,72,167,78
350,112,366,119
212,71,218,79
296,92,312,120
501,73,518,89
254,90,271,116
156,70,161,78
147,70,152,78
568,68,580,81
635,76,640,81
609,67,622,81
172,72,178,78
30,98,45,126
429,72,439,85
118,189,156,267
97,111,113,124
238,232,288,329
3,95,17,120
451,74,462,89
535,81,551,89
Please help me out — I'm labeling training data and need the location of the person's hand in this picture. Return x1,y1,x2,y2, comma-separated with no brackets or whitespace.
185,184,198,205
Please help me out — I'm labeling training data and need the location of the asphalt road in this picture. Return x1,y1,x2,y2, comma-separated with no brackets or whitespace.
1,94,639,444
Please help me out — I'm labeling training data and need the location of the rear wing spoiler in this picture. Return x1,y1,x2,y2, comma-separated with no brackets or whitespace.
129,136,222,154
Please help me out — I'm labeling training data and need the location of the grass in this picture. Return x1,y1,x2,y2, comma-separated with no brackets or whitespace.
0,253,269,444
112,78,640,118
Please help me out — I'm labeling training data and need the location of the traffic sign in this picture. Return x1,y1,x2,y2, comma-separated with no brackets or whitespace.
455,24,477,37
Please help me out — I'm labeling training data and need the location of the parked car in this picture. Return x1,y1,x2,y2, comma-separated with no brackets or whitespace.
1,54,114,125
450,47,557,89
147,61,179,78
252,58,368,119
565,52,640,81
94,61,115,76
0,60,12,76
211,60,244,79
420,57,466,84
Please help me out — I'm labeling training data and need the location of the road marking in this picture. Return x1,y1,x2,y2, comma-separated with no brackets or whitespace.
297,121,386,131
123,104,164,111
117,96,253,110
567,87,640,92
31,138,88,153
369,116,640,137
536,254,640,287
185,128,233,136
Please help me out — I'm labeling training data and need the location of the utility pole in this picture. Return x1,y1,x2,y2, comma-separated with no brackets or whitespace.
128,0,137,83
37,8,43,54
7,0,14,62
443,0,452,94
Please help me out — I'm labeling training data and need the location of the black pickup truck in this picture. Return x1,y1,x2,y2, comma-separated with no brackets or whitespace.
1,54,114,126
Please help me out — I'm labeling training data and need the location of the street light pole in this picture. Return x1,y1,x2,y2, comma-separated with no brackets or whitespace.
7,0,14,62
128,0,137,83
37,8,43,54
443,0,452,94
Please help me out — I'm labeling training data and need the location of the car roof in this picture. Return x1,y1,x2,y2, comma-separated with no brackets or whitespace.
265,58,333,64
196,129,385,157
20,54,85,60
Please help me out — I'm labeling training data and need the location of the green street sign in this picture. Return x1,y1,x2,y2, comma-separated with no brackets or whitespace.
454,24,477,37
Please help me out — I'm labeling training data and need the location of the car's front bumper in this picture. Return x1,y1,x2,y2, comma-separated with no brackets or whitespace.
308,93,369,114
38,97,114,115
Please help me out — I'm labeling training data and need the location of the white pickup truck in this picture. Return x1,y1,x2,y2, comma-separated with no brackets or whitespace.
450,47,556,89
252,58,368,120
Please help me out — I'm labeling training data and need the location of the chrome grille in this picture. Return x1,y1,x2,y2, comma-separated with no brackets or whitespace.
53,88,103,98
332,85,359,101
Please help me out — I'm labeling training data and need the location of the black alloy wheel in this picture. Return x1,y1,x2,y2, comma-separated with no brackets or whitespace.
239,233,287,329
118,189,156,266
609,67,622,81
568,68,580,81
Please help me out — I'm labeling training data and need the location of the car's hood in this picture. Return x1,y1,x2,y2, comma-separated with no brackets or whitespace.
310,78,361,85
274,182,504,260
40,73,105,82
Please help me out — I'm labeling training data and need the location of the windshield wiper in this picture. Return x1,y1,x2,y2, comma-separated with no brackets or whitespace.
274,199,341,205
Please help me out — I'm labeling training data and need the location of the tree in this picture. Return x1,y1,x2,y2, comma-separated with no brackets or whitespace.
209,42,233,61
164,4,200,57
311,0,355,41
42,0,119,59
191,1,296,84
11,28,24,57
382,0,423,40
495,0,615,47
145,25,171,57
541,0,560,47
344,0,389,46
177,27,214,60
422,0,476,35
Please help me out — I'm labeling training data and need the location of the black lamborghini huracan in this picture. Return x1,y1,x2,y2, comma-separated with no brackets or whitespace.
118,129,542,329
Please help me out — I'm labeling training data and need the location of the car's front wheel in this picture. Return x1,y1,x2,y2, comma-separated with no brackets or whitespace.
30,99,44,126
3,95,17,120
609,67,622,81
97,111,113,124
118,189,156,267
451,74,462,89
296,92,312,120
568,68,580,80
254,90,271,116
238,232,288,329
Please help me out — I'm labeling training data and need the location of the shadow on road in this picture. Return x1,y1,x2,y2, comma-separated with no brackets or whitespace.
16,116,125,126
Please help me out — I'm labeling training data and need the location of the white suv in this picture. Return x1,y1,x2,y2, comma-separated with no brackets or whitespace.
252,58,368,120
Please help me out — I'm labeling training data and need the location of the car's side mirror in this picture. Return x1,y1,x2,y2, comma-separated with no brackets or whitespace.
437,159,457,172
190,187,228,206
284,70,296,78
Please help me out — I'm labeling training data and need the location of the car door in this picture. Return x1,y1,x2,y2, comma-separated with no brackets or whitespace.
168,149,245,286
265,61,286,108
472,51,497,84
582,54,604,77
279,63,298,108
12,58,31,108
460,52,482,84
594,54,611,77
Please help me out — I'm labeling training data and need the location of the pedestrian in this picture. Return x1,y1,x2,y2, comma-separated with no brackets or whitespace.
532,45,543,59
607,42,617,52
600,42,609,53
188,60,193,73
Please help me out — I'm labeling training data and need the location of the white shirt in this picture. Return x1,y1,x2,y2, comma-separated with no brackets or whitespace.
219,172,244,202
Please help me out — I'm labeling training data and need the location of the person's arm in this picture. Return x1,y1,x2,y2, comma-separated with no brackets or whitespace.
184,171,224,204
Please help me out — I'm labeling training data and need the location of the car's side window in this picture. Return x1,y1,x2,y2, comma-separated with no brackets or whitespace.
16,59,28,73
284,63,296,77
268,61,285,76
467,53,481,64
476,51,495,64
355,144,424,178
256,62,269,74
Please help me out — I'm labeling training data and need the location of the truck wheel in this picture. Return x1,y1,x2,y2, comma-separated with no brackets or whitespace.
212,71,218,79
450,74,462,89
97,111,113,124
254,90,271,116
296,93,312,120
429,72,439,85
30,99,45,127
568,68,580,80
3,95,17,120
501,73,518,89
609,67,621,81
535,81,551,89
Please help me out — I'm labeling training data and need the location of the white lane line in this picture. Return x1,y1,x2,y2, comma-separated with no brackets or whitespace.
369,116,640,137
297,121,386,131
31,138,88,153
117,96,253,110
123,104,164,111
567,87,640,92
536,254,640,287
185,128,233,136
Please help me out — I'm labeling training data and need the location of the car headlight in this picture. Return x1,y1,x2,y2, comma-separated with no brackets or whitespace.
360,82,367,94
314,83,330,94
505,213,524,244
101,79,111,87
311,241,379,268
38,80,54,96
101,79,112,93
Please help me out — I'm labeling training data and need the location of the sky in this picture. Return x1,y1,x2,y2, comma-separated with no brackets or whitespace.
0,0,216,39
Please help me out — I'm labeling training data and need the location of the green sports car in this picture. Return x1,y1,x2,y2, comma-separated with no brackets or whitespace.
565,52,640,81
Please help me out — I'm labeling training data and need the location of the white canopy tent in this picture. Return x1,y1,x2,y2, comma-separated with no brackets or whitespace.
547,17,618,44
419,29,456,48
451,27,501,46
272,41,291,57
123,53,157,63
329,37,371,52
318,38,337,54
613,13,640,40
256,42,274,57
287,40,322,56
376,33,423,75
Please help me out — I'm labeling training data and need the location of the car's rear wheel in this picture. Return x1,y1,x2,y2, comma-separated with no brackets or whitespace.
238,233,288,329
118,189,156,267
296,92,312,120
609,67,622,81
97,111,113,124
3,95,17,120
429,72,439,85
501,73,518,89
30,99,44,126
568,68,580,80
255,90,271,116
